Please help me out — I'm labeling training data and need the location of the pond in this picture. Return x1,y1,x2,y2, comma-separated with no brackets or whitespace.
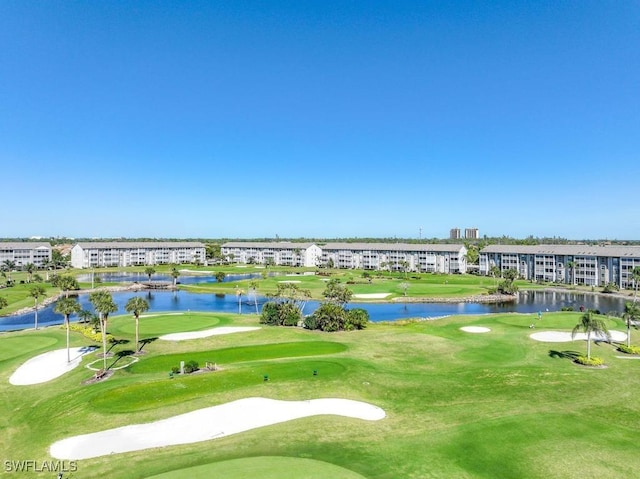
0,289,630,333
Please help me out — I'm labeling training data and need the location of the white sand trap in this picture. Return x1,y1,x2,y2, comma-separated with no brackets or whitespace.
10,346,97,386
530,330,627,343
159,326,261,341
460,326,491,333
50,397,385,460
352,293,391,299
278,280,301,283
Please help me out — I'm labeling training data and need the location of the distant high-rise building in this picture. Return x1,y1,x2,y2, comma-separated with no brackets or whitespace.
465,228,479,240
450,228,461,239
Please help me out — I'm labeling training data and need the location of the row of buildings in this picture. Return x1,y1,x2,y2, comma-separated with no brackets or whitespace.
2,241,640,289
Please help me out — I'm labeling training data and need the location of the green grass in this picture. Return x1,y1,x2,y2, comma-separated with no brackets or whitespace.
1,308,640,479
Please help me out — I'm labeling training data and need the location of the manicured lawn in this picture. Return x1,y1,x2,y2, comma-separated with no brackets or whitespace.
1,308,639,479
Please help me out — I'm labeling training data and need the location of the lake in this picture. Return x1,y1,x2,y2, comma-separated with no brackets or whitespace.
0,289,630,333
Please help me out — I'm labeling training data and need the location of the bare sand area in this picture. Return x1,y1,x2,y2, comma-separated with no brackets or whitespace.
159,326,261,341
460,326,491,333
530,330,627,343
10,346,97,386
50,397,386,460
352,293,391,299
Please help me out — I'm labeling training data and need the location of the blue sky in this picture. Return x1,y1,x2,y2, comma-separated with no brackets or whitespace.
1,1,638,240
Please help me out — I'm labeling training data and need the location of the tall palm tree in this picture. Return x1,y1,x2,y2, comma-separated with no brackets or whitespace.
236,288,245,314
54,296,82,363
572,311,611,360
567,260,576,286
144,266,156,283
89,291,118,371
622,301,640,348
24,263,35,283
170,266,180,288
125,296,149,353
632,266,640,303
29,285,46,329
249,280,260,314
2,260,16,282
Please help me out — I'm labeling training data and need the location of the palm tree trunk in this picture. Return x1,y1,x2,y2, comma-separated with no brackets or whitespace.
101,317,107,371
66,316,71,363
34,300,38,330
135,316,140,353
587,331,591,359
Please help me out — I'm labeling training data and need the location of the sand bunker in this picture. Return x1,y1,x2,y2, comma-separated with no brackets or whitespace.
159,326,261,341
530,330,627,343
460,326,491,333
10,346,97,386
50,397,386,460
352,293,391,299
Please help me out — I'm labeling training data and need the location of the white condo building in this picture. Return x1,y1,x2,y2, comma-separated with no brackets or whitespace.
320,242,467,273
480,244,640,288
0,242,52,268
220,242,322,267
71,242,206,268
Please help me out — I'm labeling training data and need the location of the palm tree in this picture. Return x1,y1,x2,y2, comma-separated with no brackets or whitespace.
249,280,260,314
622,301,640,348
0,296,7,310
2,260,16,282
58,275,79,298
54,296,82,363
236,288,245,314
77,309,95,324
489,265,501,287
89,291,118,371
170,266,180,288
144,266,156,283
567,260,576,286
24,263,35,282
572,311,611,360
125,296,149,353
215,271,226,283
29,285,46,329
632,266,640,303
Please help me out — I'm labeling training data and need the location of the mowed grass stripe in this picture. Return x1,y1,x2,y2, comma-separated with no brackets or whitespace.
129,341,347,374
90,359,350,413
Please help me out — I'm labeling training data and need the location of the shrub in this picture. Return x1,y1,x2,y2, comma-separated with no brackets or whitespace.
68,323,113,343
575,356,605,366
618,345,640,355
184,360,199,374
561,306,575,311
345,308,369,330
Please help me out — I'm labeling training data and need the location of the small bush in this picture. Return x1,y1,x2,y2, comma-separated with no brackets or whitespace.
171,366,180,374
68,323,113,343
184,360,199,374
575,356,605,366
618,345,640,355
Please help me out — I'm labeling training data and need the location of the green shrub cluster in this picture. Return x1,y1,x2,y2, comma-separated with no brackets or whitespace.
259,301,302,327
618,344,640,355
172,360,199,374
304,304,369,332
575,356,605,366
68,323,113,343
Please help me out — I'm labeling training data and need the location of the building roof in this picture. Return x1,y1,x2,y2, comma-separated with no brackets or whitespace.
0,242,51,249
222,242,317,250
73,242,205,249
480,244,640,257
321,242,466,252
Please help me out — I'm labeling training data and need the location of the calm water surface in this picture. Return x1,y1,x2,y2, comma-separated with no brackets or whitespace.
0,289,629,333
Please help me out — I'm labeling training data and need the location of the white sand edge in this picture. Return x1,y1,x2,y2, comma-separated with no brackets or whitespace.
530,330,627,343
159,326,261,341
50,397,386,460
10,346,97,386
460,326,491,333
352,293,391,299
